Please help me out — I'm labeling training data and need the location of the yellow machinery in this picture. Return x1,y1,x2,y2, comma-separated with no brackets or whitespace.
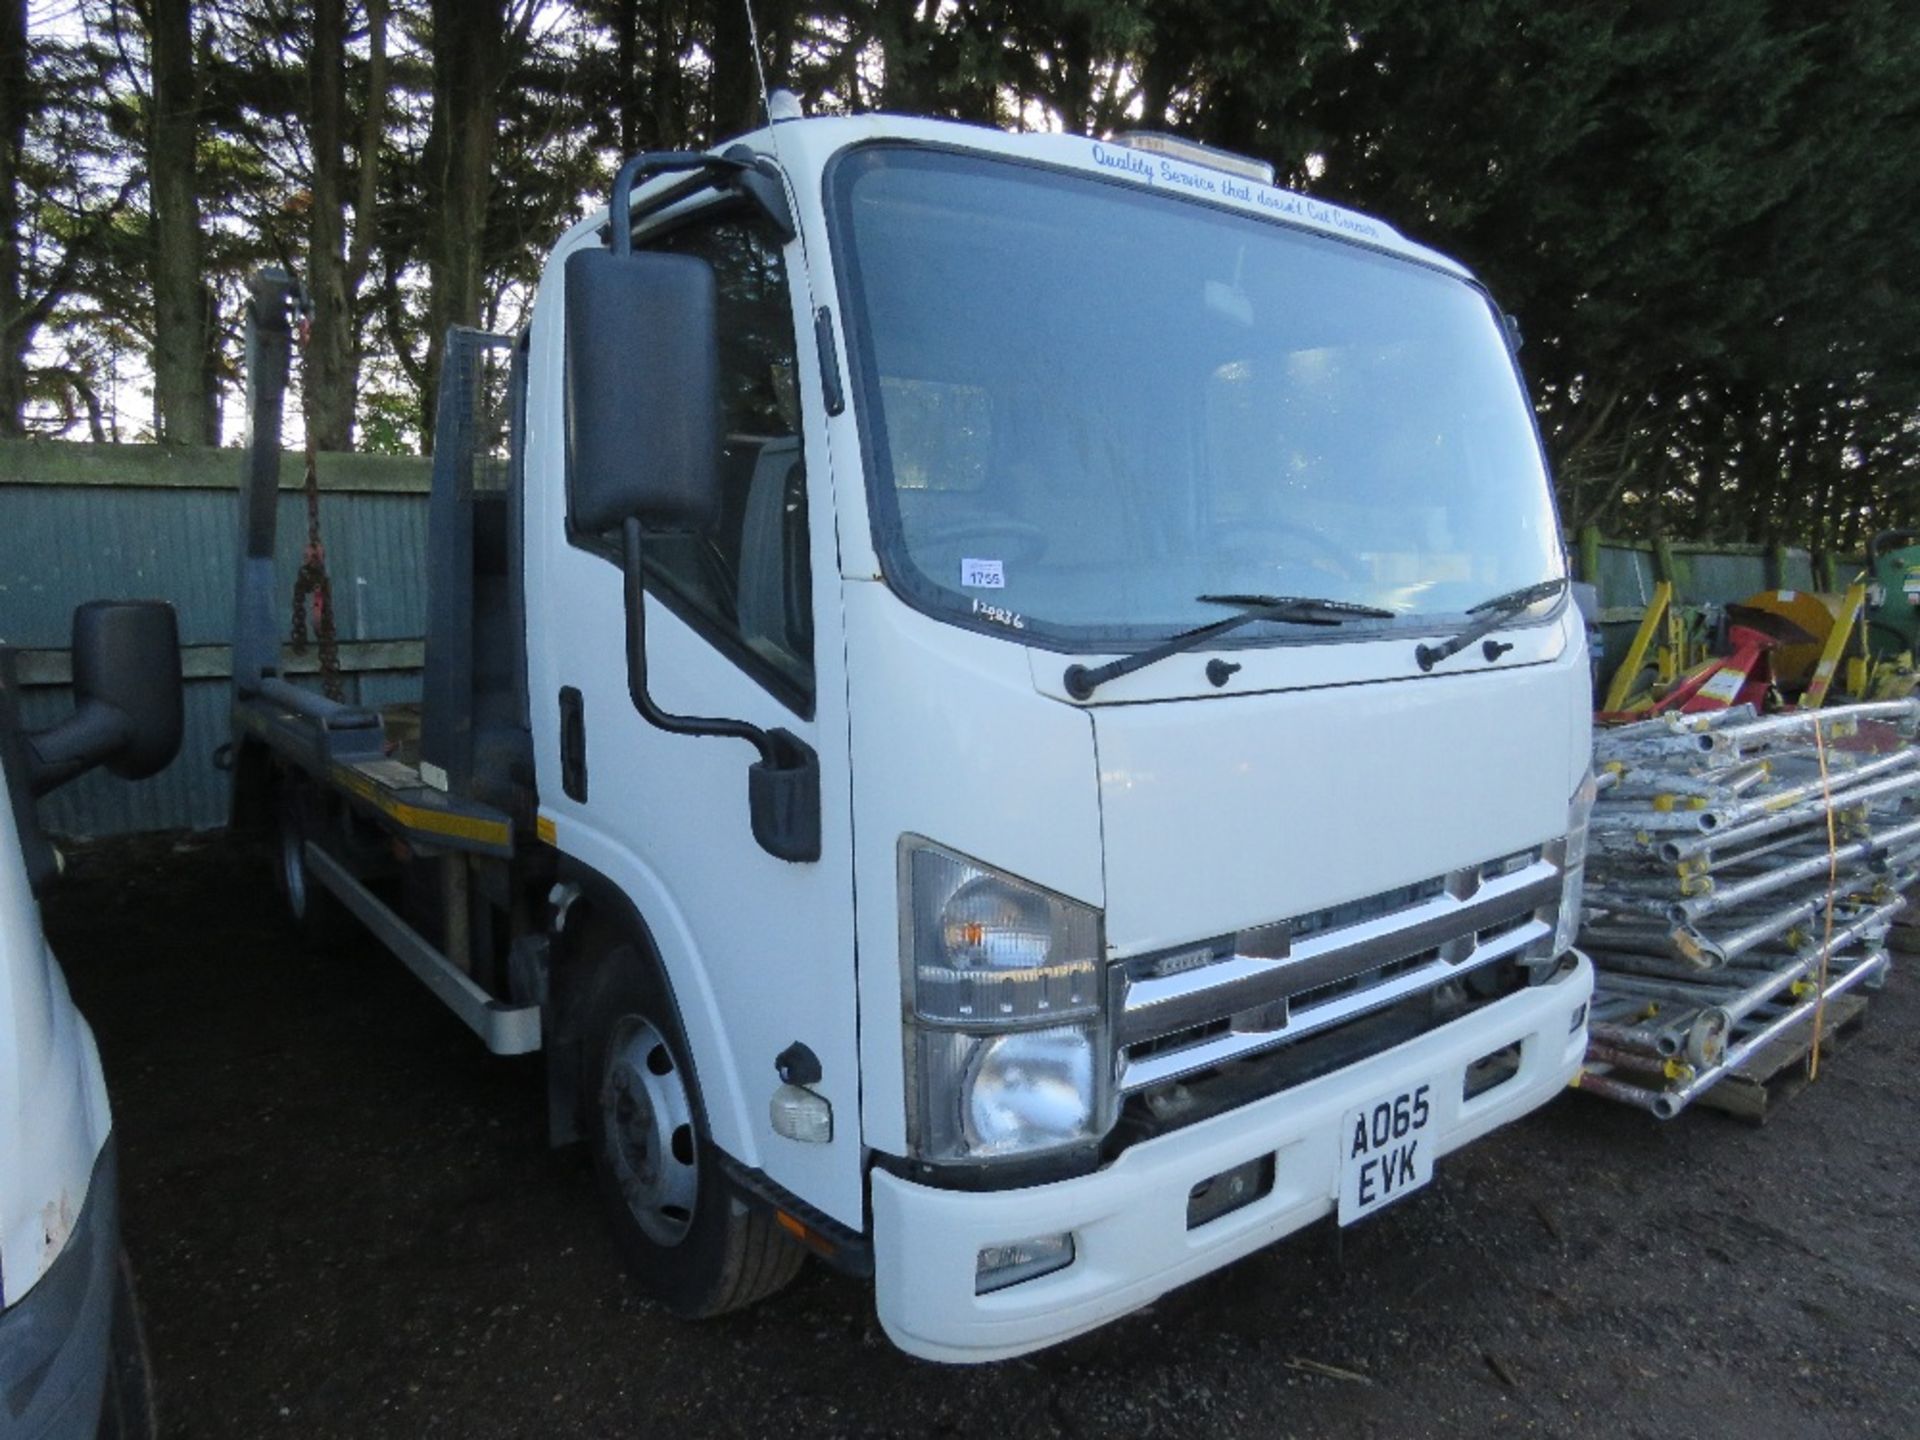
1600,580,1915,718
1738,582,1917,705
1601,582,1706,715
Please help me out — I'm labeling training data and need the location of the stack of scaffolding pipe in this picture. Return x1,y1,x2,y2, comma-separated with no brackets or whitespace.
1577,949,1890,1119
1574,699,1918,1116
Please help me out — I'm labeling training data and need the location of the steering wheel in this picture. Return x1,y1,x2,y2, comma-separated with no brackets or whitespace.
916,518,1051,565
1222,518,1366,582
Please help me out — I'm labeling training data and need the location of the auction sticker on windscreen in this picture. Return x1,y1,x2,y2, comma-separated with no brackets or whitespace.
1338,1078,1437,1224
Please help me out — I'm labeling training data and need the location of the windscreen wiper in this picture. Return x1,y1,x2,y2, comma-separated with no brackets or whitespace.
1063,594,1395,700
1413,577,1568,673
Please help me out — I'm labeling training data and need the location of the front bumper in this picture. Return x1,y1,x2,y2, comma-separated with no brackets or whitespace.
873,953,1592,1362
0,1140,119,1439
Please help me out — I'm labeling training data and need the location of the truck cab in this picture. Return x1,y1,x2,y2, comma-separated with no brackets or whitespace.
238,110,1594,1363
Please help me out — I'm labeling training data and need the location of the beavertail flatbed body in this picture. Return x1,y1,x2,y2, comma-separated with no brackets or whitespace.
229,278,534,1052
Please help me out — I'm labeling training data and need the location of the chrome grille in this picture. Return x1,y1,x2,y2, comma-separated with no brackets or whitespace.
1112,850,1561,1093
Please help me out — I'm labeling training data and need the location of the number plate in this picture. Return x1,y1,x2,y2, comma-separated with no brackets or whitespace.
1337,1078,1438,1225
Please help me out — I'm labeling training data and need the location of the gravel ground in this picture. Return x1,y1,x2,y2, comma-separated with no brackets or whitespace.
44,832,1920,1439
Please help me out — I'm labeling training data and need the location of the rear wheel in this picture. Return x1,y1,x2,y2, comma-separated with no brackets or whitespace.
277,803,311,923
272,779,338,934
580,943,803,1316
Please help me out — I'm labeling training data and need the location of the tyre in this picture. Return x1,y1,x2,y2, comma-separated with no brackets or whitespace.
95,1251,156,1440
580,941,803,1317
273,779,338,934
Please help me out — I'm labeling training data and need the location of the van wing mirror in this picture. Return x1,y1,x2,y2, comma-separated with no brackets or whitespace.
22,600,183,796
564,248,721,536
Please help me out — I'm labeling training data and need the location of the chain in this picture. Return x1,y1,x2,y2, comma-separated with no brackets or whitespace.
286,305,345,703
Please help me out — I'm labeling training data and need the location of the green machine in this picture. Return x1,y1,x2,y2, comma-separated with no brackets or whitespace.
1866,529,1920,657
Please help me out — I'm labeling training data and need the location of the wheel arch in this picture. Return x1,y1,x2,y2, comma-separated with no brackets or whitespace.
545,848,756,1166
227,734,278,834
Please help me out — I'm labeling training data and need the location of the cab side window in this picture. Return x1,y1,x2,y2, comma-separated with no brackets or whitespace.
583,209,813,713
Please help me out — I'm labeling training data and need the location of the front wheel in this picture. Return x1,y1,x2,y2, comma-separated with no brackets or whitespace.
581,945,803,1317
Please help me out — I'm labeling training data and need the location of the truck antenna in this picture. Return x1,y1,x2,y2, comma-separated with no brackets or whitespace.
742,0,773,126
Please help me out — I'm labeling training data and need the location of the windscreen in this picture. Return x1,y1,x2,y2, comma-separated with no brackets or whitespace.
829,146,1565,646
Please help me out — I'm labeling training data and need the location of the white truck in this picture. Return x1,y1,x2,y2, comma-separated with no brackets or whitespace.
228,107,1595,1363
2,600,177,1436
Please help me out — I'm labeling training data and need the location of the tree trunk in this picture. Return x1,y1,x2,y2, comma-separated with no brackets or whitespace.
874,0,935,116
1055,20,1095,135
765,0,795,93
350,0,389,289
0,0,27,436
650,0,684,151
303,0,384,449
1138,38,1181,133
306,0,354,449
615,0,642,155
421,0,508,443
147,0,217,444
706,0,759,142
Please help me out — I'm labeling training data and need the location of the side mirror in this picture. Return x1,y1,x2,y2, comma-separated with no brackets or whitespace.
573,155,820,865
23,600,183,796
564,247,722,535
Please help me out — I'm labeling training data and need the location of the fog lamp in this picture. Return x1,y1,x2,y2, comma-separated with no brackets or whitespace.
975,1232,1075,1294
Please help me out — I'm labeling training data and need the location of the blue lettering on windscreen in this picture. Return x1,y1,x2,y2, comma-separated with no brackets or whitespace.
1159,157,1218,194
1253,189,1382,240
1090,142,1155,181
1086,142,1382,241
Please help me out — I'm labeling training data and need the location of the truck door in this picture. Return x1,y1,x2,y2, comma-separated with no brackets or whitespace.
533,199,862,1228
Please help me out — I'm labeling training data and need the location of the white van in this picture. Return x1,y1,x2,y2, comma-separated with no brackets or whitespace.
1,600,178,1437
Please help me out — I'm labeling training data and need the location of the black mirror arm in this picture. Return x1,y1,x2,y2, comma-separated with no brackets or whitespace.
719,146,797,244
621,520,823,864
621,518,777,764
606,150,794,259
611,153,737,255
21,702,136,797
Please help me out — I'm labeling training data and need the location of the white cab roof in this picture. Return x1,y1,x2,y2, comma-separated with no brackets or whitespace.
559,113,1476,284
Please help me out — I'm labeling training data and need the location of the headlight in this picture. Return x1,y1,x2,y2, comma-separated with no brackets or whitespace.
906,843,1101,1025
1554,769,1596,956
901,839,1111,1162
967,1027,1096,1152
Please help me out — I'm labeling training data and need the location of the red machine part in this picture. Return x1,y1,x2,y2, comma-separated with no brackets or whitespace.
1603,605,1817,720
